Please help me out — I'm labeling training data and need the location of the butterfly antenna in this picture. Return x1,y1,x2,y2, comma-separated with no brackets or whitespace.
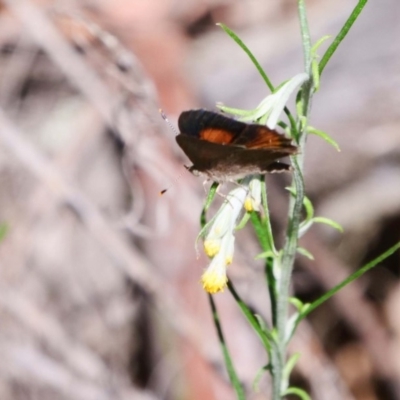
159,109,179,136
159,109,184,195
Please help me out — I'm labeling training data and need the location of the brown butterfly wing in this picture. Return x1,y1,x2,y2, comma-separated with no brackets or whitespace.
176,135,235,171
177,109,297,180
176,135,295,177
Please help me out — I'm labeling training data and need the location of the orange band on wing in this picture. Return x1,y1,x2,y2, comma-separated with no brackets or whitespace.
199,128,235,144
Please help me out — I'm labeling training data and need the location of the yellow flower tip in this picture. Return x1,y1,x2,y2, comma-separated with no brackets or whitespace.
201,268,228,294
244,198,253,212
204,240,220,257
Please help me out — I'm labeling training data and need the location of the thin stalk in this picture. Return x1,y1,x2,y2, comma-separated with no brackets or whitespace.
273,161,305,400
272,1,312,398
208,294,245,400
298,0,312,72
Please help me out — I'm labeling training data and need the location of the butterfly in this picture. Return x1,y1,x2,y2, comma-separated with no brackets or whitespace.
176,109,297,182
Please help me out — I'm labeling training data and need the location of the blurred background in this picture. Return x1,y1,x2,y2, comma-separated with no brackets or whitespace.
0,0,399,399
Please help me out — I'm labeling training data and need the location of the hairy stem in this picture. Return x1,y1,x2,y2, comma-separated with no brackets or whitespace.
271,0,311,398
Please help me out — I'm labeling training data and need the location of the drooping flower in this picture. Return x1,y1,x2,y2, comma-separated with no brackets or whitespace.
201,232,235,293
201,186,248,293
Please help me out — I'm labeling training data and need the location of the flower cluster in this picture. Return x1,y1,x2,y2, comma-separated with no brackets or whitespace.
201,178,262,293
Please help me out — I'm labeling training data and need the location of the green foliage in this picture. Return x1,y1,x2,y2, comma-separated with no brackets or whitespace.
307,126,341,151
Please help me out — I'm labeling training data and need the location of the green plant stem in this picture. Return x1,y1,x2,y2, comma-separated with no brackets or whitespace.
272,161,305,399
271,1,312,398
298,1,312,72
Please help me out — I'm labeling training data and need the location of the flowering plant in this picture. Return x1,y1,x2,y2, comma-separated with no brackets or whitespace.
196,1,400,399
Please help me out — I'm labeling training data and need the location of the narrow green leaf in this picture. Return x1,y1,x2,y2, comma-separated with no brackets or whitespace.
303,196,314,221
312,217,343,233
299,115,308,133
283,353,301,391
291,300,311,316
311,35,332,54
311,59,320,91
247,99,275,123
284,387,312,400
217,23,274,92
287,189,314,237
208,294,245,400
235,212,251,230
227,281,274,352
299,220,313,237
250,211,270,252
289,297,304,311
217,23,298,135
310,35,332,92
254,314,268,333
297,247,314,260
252,364,270,392
218,97,274,123
278,120,289,132
286,186,295,196
200,182,218,228
319,0,369,76
307,126,340,151
286,312,300,343
216,103,257,118
298,242,400,321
